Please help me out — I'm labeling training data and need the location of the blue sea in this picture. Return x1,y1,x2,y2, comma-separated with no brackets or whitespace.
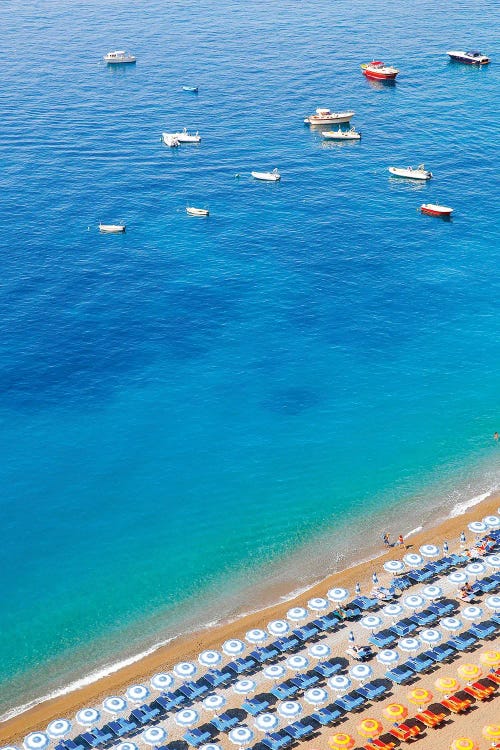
0,0,498,718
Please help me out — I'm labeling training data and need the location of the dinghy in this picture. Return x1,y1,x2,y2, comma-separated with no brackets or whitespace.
251,168,281,182
186,207,209,217
389,164,432,180
322,126,361,140
99,223,126,233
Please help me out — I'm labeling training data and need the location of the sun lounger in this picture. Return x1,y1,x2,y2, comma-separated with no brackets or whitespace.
463,682,496,700
209,712,240,732
226,656,257,673
389,723,422,741
409,608,438,626
290,672,319,690
58,743,86,750
153,692,186,711
447,630,478,650
414,709,446,727
249,646,279,662
313,613,342,630
449,553,468,566
469,621,496,639
203,667,237,687
310,704,344,725
346,645,374,661
242,695,271,715
91,729,113,744
429,599,456,617
385,663,416,684
334,691,366,712
392,575,412,591
273,636,300,652
270,680,299,700
364,739,396,750
183,728,214,747
312,658,343,678
354,681,388,701
485,670,500,686
368,629,397,648
388,618,417,637
129,704,160,724
74,735,99,748
283,718,319,740
429,642,458,661
343,604,362,619
178,681,209,700
350,595,379,610
292,623,320,641
260,731,293,750
405,653,435,673
440,695,472,713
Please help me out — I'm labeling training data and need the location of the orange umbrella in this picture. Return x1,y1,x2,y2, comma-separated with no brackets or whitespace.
408,687,433,706
482,725,500,742
329,734,355,750
383,703,408,721
480,650,500,667
450,739,478,750
457,663,482,682
357,718,384,738
435,676,460,694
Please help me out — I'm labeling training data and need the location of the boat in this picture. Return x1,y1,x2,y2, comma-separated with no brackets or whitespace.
103,50,136,64
182,86,199,92
420,203,453,217
361,61,399,80
304,108,355,125
173,128,201,143
162,132,180,147
389,164,432,180
99,223,126,233
251,168,281,182
447,50,489,65
186,207,209,217
322,126,361,141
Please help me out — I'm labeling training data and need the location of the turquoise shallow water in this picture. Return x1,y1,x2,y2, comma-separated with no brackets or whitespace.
0,0,499,716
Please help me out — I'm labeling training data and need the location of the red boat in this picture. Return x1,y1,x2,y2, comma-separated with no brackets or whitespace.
420,203,453,218
361,60,399,80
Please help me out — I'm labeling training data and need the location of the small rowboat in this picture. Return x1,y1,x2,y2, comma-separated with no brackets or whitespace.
182,86,199,92
251,168,281,182
162,132,180,147
99,223,126,233
322,126,361,140
389,165,432,180
186,207,209,217
361,61,399,80
420,203,453,217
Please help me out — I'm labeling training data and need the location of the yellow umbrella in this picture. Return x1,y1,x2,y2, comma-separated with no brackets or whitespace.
383,703,408,721
457,663,482,682
408,687,433,706
329,734,355,750
480,650,500,667
357,718,384,738
482,725,500,742
450,739,478,750
435,676,460,694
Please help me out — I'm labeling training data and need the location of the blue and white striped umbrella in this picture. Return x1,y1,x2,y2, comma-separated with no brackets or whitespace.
2,746,18,750
222,639,246,656
47,720,71,739
103,697,127,714
255,714,279,733
126,685,150,703
355,583,361,595
200,745,222,750
304,688,328,706
403,553,423,568
286,607,308,622
23,735,48,750
441,617,462,632
328,675,351,692
403,594,424,610
267,620,289,636
443,541,449,553
76,708,100,727
372,573,379,585
173,661,197,679
377,649,399,666
468,521,487,535
199,650,223,667
421,585,443,600
175,709,199,727
263,664,286,681
349,664,372,682
467,561,486,577
277,701,302,719
483,515,500,529
203,694,226,712
486,553,500,568
398,638,420,653
142,728,167,747
383,603,403,619
462,605,483,621
228,727,254,747
460,531,466,544
286,654,309,671
233,679,256,695
420,629,442,645
449,571,468,585
485,595,500,612
361,615,382,631
327,587,349,602
151,673,174,691
383,560,405,574
419,544,440,558
308,597,328,611
116,743,138,750
246,628,267,644
308,643,331,659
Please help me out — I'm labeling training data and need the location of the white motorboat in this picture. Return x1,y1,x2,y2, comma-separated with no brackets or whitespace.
322,126,361,140
388,164,432,180
186,207,209,217
251,168,281,182
304,108,355,125
174,128,201,144
103,50,136,64
99,223,126,233
162,132,180,147
447,50,489,65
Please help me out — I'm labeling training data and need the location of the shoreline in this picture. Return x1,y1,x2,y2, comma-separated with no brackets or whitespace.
1,489,499,744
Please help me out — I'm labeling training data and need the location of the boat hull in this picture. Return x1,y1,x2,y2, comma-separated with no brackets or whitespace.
251,172,281,181
99,224,126,233
447,53,489,65
186,207,209,216
362,69,398,80
420,205,453,217
389,167,431,180
322,130,360,140
305,113,354,125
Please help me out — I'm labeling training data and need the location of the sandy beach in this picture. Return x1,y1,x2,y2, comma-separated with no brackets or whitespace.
1,491,499,745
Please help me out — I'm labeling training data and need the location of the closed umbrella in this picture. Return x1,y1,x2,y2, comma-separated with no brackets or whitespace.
328,734,355,750
485,595,500,612
267,620,289,636
304,688,328,706
383,560,405,574
372,573,379,585
202,695,226,713
457,664,482,682
47,721,71,739
151,673,174,691
355,583,361,595
228,727,254,748
255,714,279,733
382,603,403,619
286,654,309,671
377,649,399,666
419,629,442,645
126,685,150,704
462,605,483,621
479,650,500,667
327,587,349,603
308,643,331,659
441,617,462,632
233,679,256,695
383,704,408,721
357,719,383,739
263,664,286,681
199,650,222,667
348,630,355,645
361,615,382,632
24,734,49,750
277,701,302,719
420,544,440,558
222,640,246,657
76,708,100,727
246,628,267,644
460,532,466,545
421,584,443,600
328,675,351,693
287,607,308,622
443,541,449,553
173,661,197,679
175,709,199,727
403,553,423,568
308,597,328,611
349,664,372,682
103,697,127,714
142,728,167,747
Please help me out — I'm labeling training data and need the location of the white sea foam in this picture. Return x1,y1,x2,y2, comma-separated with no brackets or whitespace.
449,490,493,518
404,526,423,539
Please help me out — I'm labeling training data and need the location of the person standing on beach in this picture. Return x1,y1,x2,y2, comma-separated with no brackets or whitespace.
383,533,390,547
397,534,406,549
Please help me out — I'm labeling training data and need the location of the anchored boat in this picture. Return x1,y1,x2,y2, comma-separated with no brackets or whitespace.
304,108,355,125
162,133,180,147
186,207,209,217
322,126,361,141
251,168,281,182
420,203,453,217
389,165,432,180
182,86,199,92
447,50,489,65
99,223,126,233
361,61,399,80
103,50,136,64
174,128,201,143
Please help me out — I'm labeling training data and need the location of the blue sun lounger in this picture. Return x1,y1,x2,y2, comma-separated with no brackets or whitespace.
448,630,478,650
105,721,132,738
270,680,299,700
184,728,214,747
405,652,435,673
385,663,416,684
203,667,237,688
130,704,160,724
354,681,389,701
242,695,271,715
226,656,257,673
424,644,456,662
429,599,456,617
312,658,343,678
334,691,366,712
410,608,438,626
389,618,417,637
209,712,240,732
310,704,344,725
260,731,293,750
290,672,319,690
249,646,279,663
92,729,113,744
313,613,341,630
368,629,397,648
274,635,300,652
283,718,319,740
343,604,362,619
350,596,379,610
74,736,99,749
177,681,209,700
293,623,320,641
153,692,186,711
469,621,497,639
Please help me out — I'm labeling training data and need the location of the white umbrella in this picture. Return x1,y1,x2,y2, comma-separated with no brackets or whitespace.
286,655,309,671
483,515,500,529
263,664,286,681
116,743,138,750
361,615,382,631
173,661,197,679
403,553,423,568
419,544,440,558
403,594,424,610
103,697,127,714
175,709,199,727
126,685,150,704
304,688,328,706
202,695,226,712
328,675,351,692
421,585,443,601
23,735,49,750
246,628,267,644
255,714,279,733
468,521,487,535
398,638,420,653
308,597,328,611
233,679,256,695
461,605,483,621
200,745,222,750
267,620,289,637
382,603,403,619
485,595,500,612
327,587,349,602
308,643,331,659
383,560,405,574
151,673,174,691
142,728,167,747
466,561,486,577
449,571,468,585
349,664,372,682
377,649,399,666
440,617,462,632
277,701,302,719
228,727,254,747
486,553,500,568
47,721,71,739
286,607,308,622
222,639,246,657
199,650,222,668
419,629,442,645
76,708,100,727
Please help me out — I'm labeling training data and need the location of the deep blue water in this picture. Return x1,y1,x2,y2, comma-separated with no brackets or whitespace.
0,0,499,715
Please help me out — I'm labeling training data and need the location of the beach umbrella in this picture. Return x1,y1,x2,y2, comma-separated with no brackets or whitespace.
382,603,403,619
419,628,442,645
233,679,256,695
327,587,349,603
267,620,289,636
222,639,246,656
142,728,167,747
103,697,127,714
175,709,199,727
482,725,500,742
403,594,424,611
308,643,331,659
361,615,382,632
286,607,308,622
328,675,351,693
407,687,433,707
304,687,328,706
372,572,379,585
457,663,482,682
151,673,174,691
126,685,150,703
479,649,500,667
468,521,487,535
421,584,443,600
462,605,483,621
349,664,372,682
23,735,48,750
116,743,138,750
399,638,420,653
377,649,399,666
466,561,486,577
443,541,449,553
200,745,222,750
173,661,197,679
435,676,460,694
202,694,226,713
441,617,462,632
199,650,223,667
450,739,478,750
355,583,361,595
286,654,309,671
449,571,468,585
2,746,19,750
76,708,100,727
263,664,286,680
348,630,355,644
277,701,302,719
403,553,423,568
308,597,328,611
420,544,440,558
47,720,71,739
460,531,466,544
228,727,254,748
485,595,500,612
357,718,383,739
485,553,500,568
383,560,405,574
246,628,267,644
254,714,279,733
328,734,355,750
383,704,408,721
483,515,500,529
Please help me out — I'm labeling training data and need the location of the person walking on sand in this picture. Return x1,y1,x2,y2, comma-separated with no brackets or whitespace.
397,534,406,550
383,533,390,548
